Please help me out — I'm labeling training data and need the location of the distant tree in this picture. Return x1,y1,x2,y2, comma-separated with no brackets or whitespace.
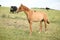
10,6,17,13
46,7,50,11
0,5,1,7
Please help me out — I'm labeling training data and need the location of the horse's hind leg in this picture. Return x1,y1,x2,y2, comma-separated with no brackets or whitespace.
44,21,47,31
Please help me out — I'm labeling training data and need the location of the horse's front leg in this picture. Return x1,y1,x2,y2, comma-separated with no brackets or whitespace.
40,21,42,32
30,21,32,35
28,20,32,35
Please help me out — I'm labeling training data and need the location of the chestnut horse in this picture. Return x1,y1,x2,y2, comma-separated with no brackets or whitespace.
17,4,49,35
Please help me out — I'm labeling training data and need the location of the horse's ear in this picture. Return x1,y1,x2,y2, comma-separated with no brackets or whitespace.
21,4,23,6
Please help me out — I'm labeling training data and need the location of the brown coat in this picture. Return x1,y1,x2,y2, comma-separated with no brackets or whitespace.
17,4,49,35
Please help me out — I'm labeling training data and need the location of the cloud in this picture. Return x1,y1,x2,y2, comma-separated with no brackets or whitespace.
0,0,60,10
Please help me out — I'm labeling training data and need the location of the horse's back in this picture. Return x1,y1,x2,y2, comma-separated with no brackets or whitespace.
31,11,48,21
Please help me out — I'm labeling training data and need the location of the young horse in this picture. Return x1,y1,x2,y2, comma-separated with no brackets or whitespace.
17,4,49,35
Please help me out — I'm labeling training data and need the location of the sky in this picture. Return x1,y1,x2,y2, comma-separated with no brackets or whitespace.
0,0,60,10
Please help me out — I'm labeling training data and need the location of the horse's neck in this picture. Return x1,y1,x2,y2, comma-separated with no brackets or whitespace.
24,10,32,18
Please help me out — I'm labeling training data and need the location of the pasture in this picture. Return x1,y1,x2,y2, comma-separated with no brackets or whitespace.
0,7,60,40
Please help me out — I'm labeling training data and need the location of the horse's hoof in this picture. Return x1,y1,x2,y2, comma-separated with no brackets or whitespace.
45,31,48,33
38,32,40,34
29,32,32,36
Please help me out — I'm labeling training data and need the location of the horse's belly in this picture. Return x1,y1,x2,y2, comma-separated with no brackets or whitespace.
32,14,43,21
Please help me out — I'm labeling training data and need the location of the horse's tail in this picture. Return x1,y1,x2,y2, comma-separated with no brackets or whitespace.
47,20,50,24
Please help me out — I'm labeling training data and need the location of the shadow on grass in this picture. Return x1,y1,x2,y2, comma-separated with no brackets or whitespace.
50,20,60,24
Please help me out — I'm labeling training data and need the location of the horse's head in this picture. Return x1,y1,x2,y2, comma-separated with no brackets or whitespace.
16,4,24,13
16,4,29,13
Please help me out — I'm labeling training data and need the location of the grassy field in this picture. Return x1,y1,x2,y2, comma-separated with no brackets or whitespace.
0,7,60,40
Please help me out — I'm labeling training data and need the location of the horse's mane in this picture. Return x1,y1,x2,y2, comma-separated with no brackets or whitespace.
21,4,30,11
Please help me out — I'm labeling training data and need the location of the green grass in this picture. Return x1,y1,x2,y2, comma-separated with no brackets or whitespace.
0,7,60,40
